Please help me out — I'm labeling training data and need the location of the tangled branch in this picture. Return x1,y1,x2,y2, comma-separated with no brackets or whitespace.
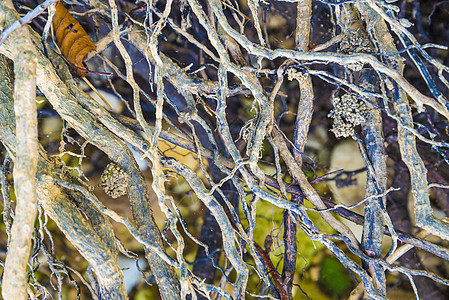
1,0,449,299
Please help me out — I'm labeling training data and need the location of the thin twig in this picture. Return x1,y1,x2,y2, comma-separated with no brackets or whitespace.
0,0,58,46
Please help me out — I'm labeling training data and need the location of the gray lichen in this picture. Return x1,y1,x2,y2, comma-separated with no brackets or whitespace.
339,30,374,71
101,163,129,198
339,30,373,54
329,93,369,138
287,68,308,84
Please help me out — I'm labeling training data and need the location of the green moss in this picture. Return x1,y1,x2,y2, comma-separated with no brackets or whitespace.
318,256,353,298
135,288,157,300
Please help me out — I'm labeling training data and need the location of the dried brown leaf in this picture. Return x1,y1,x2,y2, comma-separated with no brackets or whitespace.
53,2,96,77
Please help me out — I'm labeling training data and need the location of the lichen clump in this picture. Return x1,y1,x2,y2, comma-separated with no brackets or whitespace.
339,30,373,54
101,163,129,198
339,31,373,71
329,93,369,138
287,68,308,84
